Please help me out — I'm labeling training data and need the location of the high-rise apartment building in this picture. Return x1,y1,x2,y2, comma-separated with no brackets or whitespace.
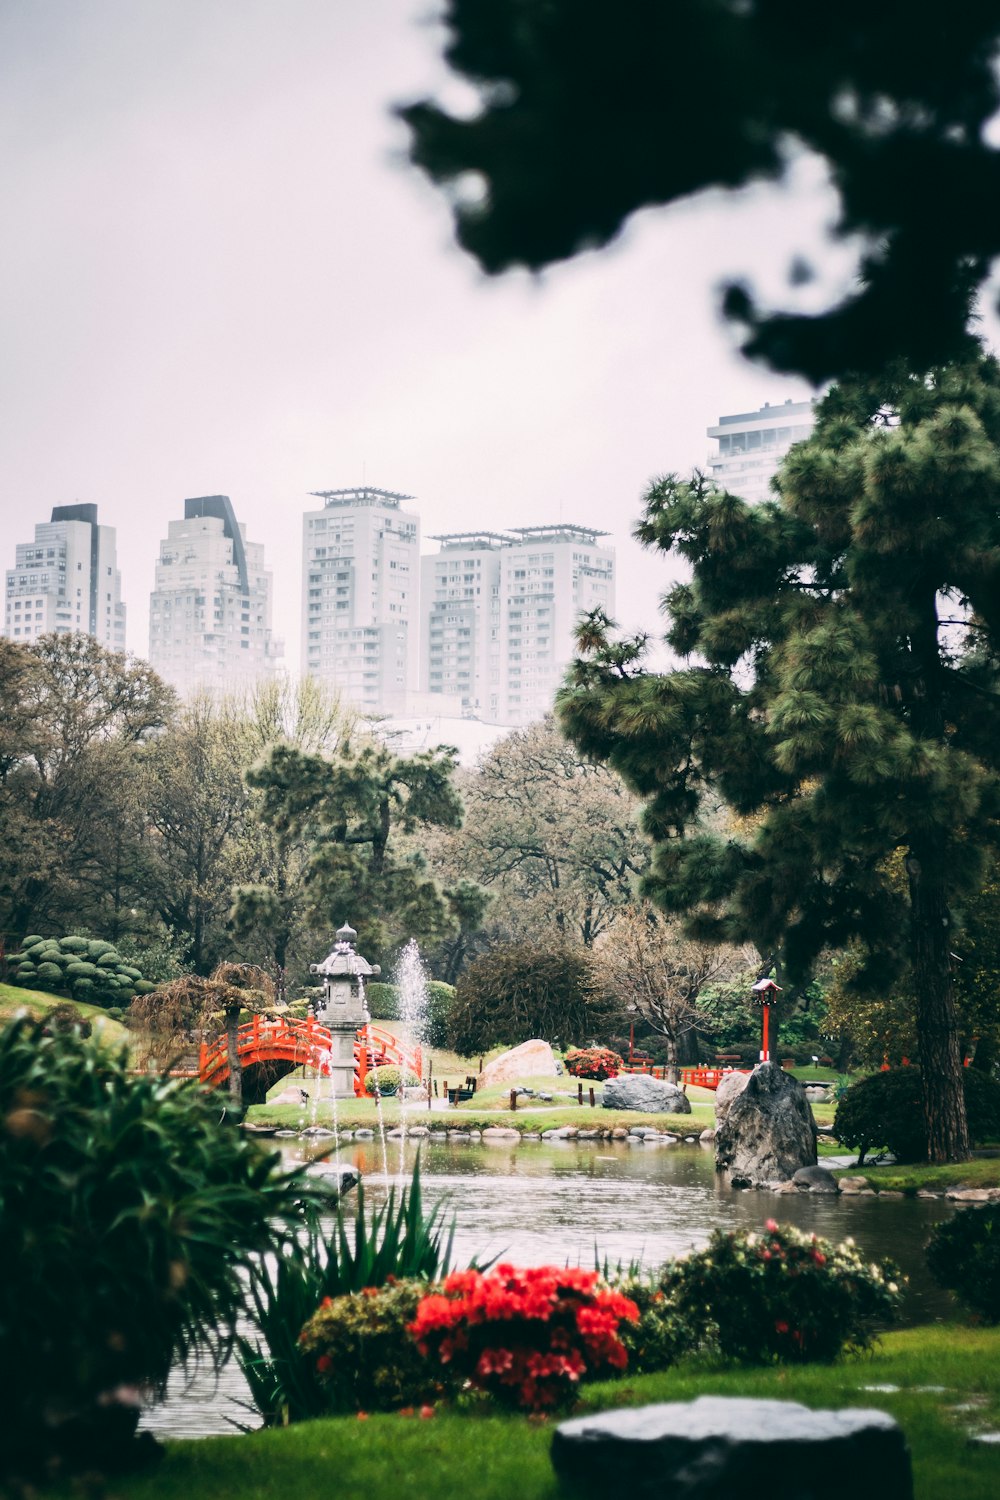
706,398,815,502
148,495,281,697
302,487,419,713
3,504,125,648
420,533,506,716
497,525,615,725
420,523,615,726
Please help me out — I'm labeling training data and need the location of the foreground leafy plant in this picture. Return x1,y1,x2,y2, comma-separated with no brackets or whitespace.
0,1014,328,1475
409,1265,639,1412
661,1220,903,1364
237,1156,458,1425
926,1204,1000,1324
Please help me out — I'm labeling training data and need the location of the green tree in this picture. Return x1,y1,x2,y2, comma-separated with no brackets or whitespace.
447,940,624,1056
431,716,648,950
401,1,1000,383
247,737,464,964
560,356,1000,1162
0,633,174,941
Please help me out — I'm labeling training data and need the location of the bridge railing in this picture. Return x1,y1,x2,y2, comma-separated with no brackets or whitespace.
197,1015,422,1098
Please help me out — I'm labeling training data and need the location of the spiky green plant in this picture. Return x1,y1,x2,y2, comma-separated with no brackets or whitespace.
237,1157,460,1426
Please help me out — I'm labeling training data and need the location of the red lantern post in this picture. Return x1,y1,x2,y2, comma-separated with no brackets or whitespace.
750,977,782,1063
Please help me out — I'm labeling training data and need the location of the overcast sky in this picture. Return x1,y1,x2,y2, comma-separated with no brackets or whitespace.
0,0,935,670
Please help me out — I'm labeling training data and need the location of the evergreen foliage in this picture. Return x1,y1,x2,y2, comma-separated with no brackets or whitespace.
560,356,1000,1161
926,1204,1000,1324
401,2,1000,383
8,933,155,1006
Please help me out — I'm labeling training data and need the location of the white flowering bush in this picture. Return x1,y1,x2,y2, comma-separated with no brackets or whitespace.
660,1221,903,1364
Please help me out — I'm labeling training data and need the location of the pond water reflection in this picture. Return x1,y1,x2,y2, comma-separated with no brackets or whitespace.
141,1137,956,1440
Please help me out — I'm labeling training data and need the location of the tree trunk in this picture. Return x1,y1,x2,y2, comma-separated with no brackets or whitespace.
907,844,970,1163
664,1034,679,1085
226,1006,242,1109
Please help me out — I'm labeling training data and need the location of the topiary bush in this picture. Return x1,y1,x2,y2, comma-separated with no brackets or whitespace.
565,1046,624,1081
364,1064,419,1097
298,1281,454,1413
8,934,156,1008
0,1014,330,1477
424,980,456,1049
660,1221,902,1364
926,1204,1000,1323
834,1066,1000,1163
365,982,399,1020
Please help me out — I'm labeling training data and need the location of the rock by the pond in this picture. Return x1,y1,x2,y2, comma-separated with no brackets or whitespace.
792,1164,840,1193
715,1062,817,1187
699,1127,716,1143
839,1175,871,1193
713,1069,750,1127
602,1074,691,1115
479,1038,558,1088
482,1126,521,1141
305,1163,360,1200
551,1397,912,1500
271,1085,309,1106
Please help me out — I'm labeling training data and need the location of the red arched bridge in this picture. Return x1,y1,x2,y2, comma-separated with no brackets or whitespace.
196,1014,422,1107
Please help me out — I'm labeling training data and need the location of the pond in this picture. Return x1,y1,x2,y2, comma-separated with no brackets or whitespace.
140,1137,957,1440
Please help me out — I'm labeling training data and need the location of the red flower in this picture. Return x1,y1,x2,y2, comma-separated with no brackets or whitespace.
315,1354,333,1374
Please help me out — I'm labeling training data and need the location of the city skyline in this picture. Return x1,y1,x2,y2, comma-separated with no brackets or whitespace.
0,0,846,679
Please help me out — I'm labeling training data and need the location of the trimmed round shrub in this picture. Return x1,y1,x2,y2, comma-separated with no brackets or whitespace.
424,981,456,1049
298,1281,453,1413
364,1064,419,1097
834,1067,1000,1163
35,962,64,985
660,1221,902,1364
20,936,44,949
565,1046,624,1081
60,936,89,954
8,936,154,1010
926,1205,1000,1323
365,982,399,1021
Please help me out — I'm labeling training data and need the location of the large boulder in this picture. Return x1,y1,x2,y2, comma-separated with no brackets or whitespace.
715,1062,817,1186
551,1397,912,1500
713,1069,750,1127
478,1039,558,1088
602,1074,691,1115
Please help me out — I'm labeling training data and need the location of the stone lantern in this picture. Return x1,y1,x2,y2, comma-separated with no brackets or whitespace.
309,922,381,1098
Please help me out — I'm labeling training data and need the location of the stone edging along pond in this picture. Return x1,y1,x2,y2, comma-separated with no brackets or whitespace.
274,1121,1000,1201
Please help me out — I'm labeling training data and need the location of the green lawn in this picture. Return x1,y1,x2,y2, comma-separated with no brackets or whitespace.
0,982,129,1045
833,1156,1000,1193
63,1325,1000,1500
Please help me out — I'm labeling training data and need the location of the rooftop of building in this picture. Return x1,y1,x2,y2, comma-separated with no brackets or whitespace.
429,531,512,550
508,524,610,544
309,487,415,510
707,398,815,436
50,503,99,526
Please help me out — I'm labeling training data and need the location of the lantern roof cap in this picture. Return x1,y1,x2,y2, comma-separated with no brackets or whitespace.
751,977,782,993
311,921,377,978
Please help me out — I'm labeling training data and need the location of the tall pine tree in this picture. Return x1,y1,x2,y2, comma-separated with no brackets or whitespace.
560,355,1000,1162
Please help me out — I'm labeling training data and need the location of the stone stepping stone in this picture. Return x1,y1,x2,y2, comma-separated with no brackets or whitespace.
551,1396,912,1500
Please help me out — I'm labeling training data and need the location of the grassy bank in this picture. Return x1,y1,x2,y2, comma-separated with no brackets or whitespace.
834,1157,1000,1194
0,982,128,1043
247,1095,713,1138
66,1325,1000,1500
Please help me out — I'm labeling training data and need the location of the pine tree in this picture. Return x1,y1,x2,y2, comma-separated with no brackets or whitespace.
560,355,1000,1163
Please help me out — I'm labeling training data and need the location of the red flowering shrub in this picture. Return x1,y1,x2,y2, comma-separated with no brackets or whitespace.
660,1221,903,1364
409,1264,638,1412
564,1047,623,1081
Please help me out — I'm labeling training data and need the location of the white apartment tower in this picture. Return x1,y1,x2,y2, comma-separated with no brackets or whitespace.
148,496,281,697
420,523,615,726
3,504,126,648
302,487,420,713
497,525,615,725
420,533,506,715
706,398,816,502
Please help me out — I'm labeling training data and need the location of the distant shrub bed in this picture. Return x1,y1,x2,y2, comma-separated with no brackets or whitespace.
8,934,155,1007
564,1046,623,1081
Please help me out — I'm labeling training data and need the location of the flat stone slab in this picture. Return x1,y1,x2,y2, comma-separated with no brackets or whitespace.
551,1397,912,1500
